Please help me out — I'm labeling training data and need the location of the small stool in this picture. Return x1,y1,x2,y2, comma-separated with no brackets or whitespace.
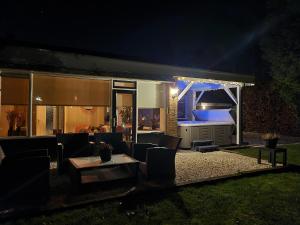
270,148,287,167
191,140,213,150
258,147,287,167
195,145,219,152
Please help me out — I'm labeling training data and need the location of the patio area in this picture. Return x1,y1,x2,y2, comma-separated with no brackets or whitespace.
0,145,299,219
175,150,271,185
0,149,273,220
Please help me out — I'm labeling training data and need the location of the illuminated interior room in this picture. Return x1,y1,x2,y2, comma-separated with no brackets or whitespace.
32,75,111,135
0,76,29,136
137,81,166,133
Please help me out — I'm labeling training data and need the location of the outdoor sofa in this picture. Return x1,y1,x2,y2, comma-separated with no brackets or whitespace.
0,136,55,203
0,147,50,203
0,136,57,160
57,132,131,172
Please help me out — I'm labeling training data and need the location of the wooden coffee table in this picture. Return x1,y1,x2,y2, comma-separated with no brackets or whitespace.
68,154,139,191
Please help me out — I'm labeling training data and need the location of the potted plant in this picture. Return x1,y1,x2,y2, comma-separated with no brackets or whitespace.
261,132,280,148
15,112,25,136
6,110,18,136
119,107,132,126
98,142,113,162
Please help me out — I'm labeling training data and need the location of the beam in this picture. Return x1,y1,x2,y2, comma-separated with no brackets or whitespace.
192,91,196,110
29,72,33,137
192,91,196,120
236,85,243,145
178,81,194,101
193,91,205,108
192,90,205,121
223,85,238,105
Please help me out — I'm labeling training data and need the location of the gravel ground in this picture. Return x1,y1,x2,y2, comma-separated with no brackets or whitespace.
175,150,271,185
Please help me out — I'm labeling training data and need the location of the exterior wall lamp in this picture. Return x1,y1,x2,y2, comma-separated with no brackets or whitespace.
170,87,179,99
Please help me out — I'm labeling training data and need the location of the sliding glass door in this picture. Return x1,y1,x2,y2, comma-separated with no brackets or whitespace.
112,89,136,141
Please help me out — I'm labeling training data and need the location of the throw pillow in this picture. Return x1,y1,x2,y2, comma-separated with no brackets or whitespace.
0,145,5,165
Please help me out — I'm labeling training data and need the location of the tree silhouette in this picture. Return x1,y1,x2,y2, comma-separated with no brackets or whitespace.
260,0,300,110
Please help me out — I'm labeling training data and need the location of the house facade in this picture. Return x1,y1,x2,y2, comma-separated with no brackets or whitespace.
0,45,254,146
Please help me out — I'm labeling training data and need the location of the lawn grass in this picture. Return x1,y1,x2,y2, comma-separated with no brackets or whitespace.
4,172,300,225
232,143,300,165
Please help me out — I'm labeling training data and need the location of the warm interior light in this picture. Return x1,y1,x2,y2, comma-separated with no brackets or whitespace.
170,87,179,98
35,96,43,102
83,106,93,110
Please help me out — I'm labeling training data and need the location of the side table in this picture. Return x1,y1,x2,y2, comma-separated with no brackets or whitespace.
258,147,287,167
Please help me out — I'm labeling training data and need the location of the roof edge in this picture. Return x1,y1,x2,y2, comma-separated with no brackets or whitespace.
0,45,255,83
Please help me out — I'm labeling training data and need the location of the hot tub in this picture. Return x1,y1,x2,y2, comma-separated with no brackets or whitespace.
178,109,235,148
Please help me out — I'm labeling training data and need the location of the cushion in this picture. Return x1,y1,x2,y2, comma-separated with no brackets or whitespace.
0,145,5,165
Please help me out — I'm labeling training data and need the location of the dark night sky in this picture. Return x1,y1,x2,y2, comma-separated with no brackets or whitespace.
0,1,266,74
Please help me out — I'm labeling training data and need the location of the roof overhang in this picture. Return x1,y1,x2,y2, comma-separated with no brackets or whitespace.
0,45,255,83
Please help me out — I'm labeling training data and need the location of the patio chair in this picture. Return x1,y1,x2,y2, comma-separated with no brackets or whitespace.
159,135,182,152
0,149,50,203
56,133,92,172
135,134,182,152
132,143,157,162
0,136,58,161
139,147,176,180
137,132,163,145
93,132,130,155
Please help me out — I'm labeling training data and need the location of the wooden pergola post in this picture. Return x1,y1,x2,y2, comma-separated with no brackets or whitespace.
236,85,243,145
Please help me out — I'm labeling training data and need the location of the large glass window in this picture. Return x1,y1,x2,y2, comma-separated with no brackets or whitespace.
33,75,111,135
137,82,166,132
0,76,29,136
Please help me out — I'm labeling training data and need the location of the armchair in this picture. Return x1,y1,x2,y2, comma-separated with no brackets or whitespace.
93,132,131,155
139,147,176,180
56,133,92,173
0,136,57,160
159,135,182,152
132,143,157,162
137,132,163,145
136,133,182,152
0,149,50,203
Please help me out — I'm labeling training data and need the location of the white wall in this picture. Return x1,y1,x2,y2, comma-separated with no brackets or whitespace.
137,81,165,108
137,81,167,132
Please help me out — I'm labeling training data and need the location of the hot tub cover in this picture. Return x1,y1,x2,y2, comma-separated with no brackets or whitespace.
192,109,235,124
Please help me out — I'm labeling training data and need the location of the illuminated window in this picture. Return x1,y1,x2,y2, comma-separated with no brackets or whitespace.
0,76,29,137
137,82,166,132
32,75,111,135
